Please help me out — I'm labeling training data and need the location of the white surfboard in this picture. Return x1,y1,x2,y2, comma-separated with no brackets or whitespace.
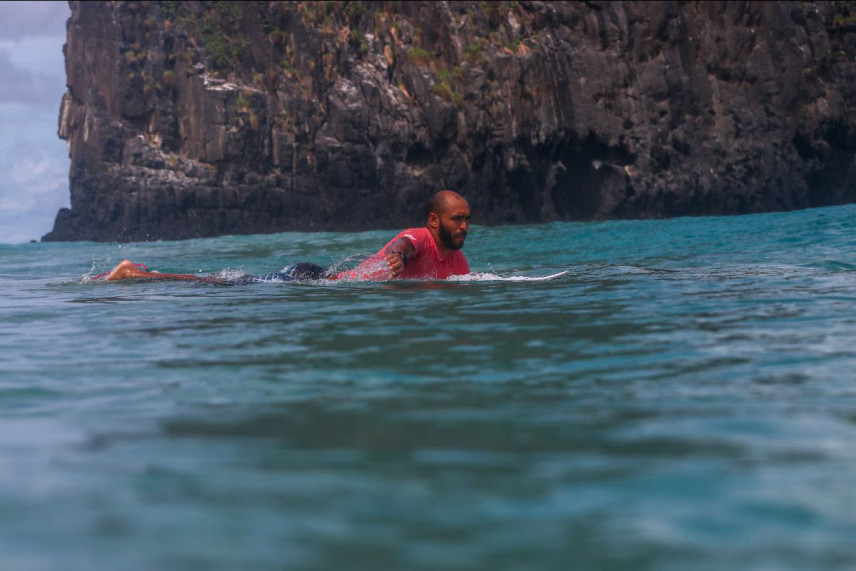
451,270,570,282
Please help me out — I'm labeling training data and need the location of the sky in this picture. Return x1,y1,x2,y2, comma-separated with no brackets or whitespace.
0,1,70,243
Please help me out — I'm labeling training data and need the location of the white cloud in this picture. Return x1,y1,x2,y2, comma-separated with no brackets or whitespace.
0,1,70,243
0,212,62,243
8,35,66,75
0,153,68,206
0,2,68,42
0,25,65,106
0,151,68,243
0,47,59,105
10,156,67,194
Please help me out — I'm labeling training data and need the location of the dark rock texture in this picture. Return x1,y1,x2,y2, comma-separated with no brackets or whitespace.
43,1,856,242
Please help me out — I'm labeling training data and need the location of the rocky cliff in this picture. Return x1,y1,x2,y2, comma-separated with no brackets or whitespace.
43,1,856,242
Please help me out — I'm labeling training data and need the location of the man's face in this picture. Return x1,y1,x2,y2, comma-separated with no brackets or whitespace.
436,199,470,251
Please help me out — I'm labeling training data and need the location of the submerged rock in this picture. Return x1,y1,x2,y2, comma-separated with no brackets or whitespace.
43,1,856,242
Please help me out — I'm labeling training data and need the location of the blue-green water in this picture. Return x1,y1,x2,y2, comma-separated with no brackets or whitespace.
4,206,856,570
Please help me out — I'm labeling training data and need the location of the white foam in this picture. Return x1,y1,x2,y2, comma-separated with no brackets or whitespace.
449,270,570,282
212,268,246,281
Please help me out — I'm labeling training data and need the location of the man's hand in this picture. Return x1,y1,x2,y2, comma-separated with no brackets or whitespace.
383,237,414,278
385,252,406,277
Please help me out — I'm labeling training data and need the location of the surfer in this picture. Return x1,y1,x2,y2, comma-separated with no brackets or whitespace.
337,189,470,280
102,190,471,283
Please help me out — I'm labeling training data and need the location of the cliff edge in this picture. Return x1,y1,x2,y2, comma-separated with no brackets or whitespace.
43,1,856,242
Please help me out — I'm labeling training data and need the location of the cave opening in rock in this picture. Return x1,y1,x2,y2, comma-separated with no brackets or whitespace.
551,133,636,220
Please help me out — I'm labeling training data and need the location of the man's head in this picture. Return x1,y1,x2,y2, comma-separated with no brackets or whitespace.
427,190,470,253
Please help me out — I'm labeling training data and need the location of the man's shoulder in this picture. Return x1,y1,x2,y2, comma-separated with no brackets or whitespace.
398,226,431,240
397,227,431,244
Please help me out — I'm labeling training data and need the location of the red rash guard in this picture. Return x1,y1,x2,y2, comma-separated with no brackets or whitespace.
338,227,470,280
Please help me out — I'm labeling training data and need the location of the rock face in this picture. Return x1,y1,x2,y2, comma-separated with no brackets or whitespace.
43,1,856,242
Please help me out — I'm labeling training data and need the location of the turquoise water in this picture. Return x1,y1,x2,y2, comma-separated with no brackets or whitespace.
4,205,856,570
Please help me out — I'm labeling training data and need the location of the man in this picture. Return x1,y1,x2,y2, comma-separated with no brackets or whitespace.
335,189,470,280
103,190,471,283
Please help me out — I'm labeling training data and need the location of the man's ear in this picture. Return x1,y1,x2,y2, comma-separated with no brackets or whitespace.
427,212,440,229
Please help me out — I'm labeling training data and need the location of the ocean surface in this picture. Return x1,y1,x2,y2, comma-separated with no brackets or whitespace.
4,205,856,570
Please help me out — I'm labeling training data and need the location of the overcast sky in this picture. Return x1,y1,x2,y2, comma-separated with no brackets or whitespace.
0,1,70,243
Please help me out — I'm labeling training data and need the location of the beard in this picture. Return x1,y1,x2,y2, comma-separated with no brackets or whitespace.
438,221,465,251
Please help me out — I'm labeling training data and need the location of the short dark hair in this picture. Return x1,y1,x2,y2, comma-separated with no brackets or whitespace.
427,193,443,218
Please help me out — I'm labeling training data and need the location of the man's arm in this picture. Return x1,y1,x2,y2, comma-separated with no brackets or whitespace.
382,237,416,278
105,260,225,284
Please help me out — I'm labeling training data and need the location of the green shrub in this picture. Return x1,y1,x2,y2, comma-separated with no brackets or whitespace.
407,46,432,65
464,43,485,64
432,80,463,106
